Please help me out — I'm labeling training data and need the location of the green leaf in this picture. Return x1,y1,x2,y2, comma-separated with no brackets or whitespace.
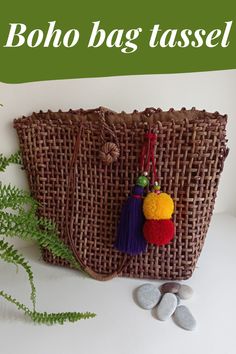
0,290,96,325
0,151,22,172
0,152,94,325
0,183,81,270
0,239,36,311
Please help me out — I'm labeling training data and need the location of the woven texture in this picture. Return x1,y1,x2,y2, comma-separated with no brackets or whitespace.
14,107,228,280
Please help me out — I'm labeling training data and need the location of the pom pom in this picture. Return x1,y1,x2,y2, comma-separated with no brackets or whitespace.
143,219,175,246
143,192,174,220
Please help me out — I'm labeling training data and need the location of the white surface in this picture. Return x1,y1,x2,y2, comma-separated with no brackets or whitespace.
0,213,235,354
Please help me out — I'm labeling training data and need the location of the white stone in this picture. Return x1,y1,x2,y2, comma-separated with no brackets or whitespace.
178,284,193,299
173,305,197,331
156,293,177,321
136,284,161,310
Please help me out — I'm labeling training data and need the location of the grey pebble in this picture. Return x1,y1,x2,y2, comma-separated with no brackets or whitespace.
178,284,193,299
175,294,181,305
160,282,181,294
156,293,177,321
136,284,161,310
173,305,196,331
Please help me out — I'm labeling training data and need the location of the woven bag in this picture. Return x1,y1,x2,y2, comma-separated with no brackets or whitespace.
14,107,228,280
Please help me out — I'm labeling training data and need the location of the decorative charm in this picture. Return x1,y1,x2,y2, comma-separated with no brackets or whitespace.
115,130,157,256
143,182,175,246
115,175,148,255
100,142,120,165
115,128,175,255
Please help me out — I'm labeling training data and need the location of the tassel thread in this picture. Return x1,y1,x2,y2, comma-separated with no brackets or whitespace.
115,182,148,255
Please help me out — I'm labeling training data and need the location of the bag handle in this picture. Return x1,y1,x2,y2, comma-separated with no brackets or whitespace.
65,124,129,281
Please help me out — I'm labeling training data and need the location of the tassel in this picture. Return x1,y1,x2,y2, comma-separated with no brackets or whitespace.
143,183,175,246
115,176,148,255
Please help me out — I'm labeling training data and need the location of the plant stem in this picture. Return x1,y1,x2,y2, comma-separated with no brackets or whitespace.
0,291,96,325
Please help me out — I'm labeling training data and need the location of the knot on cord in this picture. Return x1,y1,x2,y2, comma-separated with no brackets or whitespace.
100,142,120,165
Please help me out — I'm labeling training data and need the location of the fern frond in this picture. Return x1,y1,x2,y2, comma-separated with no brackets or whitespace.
0,151,22,172
0,290,96,325
0,182,80,270
0,239,36,310
0,152,94,325
0,210,81,270
30,311,96,325
0,183,37,211
0,291,31,315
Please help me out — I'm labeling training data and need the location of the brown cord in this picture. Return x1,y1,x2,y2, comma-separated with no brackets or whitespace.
65,124,128,281
98,110,120,165
98,110,119,146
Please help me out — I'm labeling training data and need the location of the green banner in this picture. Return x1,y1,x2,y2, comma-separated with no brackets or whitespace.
0,0,235,83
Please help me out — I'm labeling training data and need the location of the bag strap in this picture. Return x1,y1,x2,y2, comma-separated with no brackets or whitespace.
65,124,129,281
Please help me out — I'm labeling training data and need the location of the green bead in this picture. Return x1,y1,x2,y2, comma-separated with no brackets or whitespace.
136,175,149,187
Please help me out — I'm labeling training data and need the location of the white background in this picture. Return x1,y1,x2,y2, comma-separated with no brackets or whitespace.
0,71,236,354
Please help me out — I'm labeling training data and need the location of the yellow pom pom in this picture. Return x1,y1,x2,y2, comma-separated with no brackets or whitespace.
143,192,174,220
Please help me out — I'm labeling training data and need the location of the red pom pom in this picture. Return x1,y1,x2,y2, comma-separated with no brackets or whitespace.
143,219,175,246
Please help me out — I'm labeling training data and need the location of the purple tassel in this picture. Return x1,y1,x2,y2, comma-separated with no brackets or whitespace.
115,185,147,255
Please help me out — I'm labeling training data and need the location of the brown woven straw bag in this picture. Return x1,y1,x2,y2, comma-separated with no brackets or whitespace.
14,107,228,280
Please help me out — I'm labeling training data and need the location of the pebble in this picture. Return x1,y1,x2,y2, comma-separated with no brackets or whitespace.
175,294,181,305
178,284,193,299
173,305,196,331
156,293,177,321
160,282,181,294
136,284,161,310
